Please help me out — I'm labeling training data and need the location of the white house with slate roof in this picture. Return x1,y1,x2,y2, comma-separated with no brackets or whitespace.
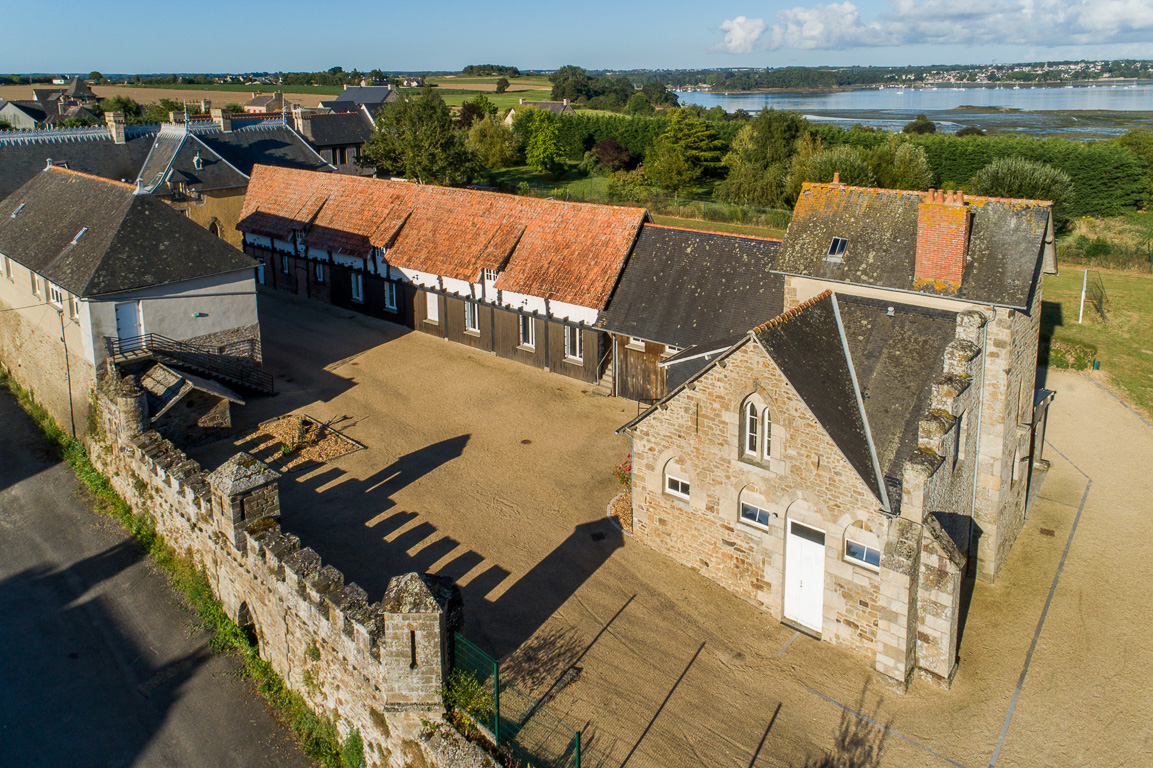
0,166,262,438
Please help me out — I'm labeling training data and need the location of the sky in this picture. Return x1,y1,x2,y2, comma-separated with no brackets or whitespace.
5,0,1153,74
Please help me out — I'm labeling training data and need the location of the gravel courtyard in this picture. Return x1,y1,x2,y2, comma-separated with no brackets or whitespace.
195,289,1153,768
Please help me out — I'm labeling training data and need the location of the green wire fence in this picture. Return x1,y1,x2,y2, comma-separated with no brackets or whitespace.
453,632,584,768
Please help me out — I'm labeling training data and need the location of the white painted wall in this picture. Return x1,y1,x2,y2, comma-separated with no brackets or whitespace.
87,269,259,367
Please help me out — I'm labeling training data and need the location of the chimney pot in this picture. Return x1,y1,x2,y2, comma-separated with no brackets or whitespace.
833,172,840,184
957,191,965,205
926,188,936,203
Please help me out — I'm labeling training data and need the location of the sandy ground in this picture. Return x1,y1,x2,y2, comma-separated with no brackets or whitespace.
193,290,1153,768
0,84,332,109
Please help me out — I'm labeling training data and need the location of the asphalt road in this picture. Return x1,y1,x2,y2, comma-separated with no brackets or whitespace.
0,388,313,768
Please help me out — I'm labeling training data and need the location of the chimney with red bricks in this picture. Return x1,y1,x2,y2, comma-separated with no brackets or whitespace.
915,188,970,284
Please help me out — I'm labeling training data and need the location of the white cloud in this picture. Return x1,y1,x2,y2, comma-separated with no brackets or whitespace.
713,15,768,53
747,0,1153,50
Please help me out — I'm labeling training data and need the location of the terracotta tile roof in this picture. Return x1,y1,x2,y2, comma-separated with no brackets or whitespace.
239,165,646,308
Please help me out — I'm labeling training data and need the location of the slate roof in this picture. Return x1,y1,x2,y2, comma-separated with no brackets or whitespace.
141,362,244,423
752,292,886,504
0,128,157,200
239,165,647,309
299,111,373,147
778,183,1050,310
0,167,256,297
322,85,397,106
599,224,784,348
517,101,574,114
137,125,249,194
2,101,49,123
244,93,277,108
191,122,332,176
836,294,958,484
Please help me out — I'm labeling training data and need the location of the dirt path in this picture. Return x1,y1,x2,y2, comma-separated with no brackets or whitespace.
204,293,1153,767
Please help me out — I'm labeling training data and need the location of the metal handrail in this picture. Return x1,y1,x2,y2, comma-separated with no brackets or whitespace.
105,334,274,393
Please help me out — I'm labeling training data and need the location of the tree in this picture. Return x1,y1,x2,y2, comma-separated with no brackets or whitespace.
361,86,479,185
645,109,724,193
0,118,14,131
495,77,510,94
955,126,986,137
591,138,631,171
458,94,496,129
549,65,591,103
627,93,654,116
903,113,936,135
867,136,933,191
525,110,566,176
784,138,876,203
715,108,807,207
971,156,1075,230
467,116,518,170
641,82,677,107
87,71,104,83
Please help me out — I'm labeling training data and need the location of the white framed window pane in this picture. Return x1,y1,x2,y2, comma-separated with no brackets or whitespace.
740,502,770,528
426,292,439,322
519,315,535,348
384,282,397,310
763,410,772,458
351,273,363,302
315,263,324,282
845,539,881,569
745,402,758,455
565,327,583,360
665,474,690,499
465,301,479,331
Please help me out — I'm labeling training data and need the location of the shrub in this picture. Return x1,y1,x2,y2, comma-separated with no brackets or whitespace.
612,454,632,486
971,156,1075,230
442,670,493,723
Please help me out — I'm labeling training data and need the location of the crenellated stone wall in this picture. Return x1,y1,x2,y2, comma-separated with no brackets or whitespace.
88,372,478,768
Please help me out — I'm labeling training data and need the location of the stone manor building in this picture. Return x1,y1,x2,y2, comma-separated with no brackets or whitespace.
619,182,1056,688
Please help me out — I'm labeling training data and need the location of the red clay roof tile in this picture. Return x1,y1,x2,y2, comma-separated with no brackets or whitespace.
239,165,646,308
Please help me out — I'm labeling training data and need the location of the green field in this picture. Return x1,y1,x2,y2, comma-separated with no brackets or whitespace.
1043,267,1153,415
121,82,345,95
412,87,552,110
429,75,553,88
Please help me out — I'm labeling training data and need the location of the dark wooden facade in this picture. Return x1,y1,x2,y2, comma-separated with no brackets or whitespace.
245,240,605,385
613,334,668,403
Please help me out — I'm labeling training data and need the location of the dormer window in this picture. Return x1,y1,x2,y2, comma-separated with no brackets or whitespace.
482,268,498,283
826,237,848,262
193,152,203,170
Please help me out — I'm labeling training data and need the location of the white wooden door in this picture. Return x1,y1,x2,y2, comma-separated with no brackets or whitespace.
115,301,143,350
784,520,826,632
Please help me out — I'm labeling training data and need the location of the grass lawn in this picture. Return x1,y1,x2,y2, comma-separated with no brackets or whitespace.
1043,267,1153,415
648,216,786,239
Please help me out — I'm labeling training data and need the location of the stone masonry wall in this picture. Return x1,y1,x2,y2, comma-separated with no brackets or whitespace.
88,376,465,768
974,278,1043,582
628,339,891,666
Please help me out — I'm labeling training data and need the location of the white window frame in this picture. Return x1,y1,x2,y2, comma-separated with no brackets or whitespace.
464,300,480,332
664,473,690,501
763,409,772,459
2,255,11,281
350,272,363,303
518,315,535,349
626,335,646,350
844,537,881,571
564,326,583,362
426,292,439,323
482,268,498,283
48,283,65,307
745,402,759,456
315,263,324,283
384,282,398,312
739,501,771,530
30,273,40,296
281,254,290,274
69,295,81,320
827,237,848,261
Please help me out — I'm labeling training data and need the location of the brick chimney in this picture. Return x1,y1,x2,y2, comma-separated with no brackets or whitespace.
833,172,841,184
211,108,232,133
915,189,970,285
105,111,125,144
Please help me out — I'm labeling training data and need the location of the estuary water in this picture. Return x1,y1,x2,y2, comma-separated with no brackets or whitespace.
677,83,1153,137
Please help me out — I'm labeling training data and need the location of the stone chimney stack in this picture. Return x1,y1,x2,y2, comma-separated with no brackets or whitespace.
169,111,185,124
211,108,232,133
563,98,570,106
105,111,125,144
915,189,971,285
200,99,211,113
